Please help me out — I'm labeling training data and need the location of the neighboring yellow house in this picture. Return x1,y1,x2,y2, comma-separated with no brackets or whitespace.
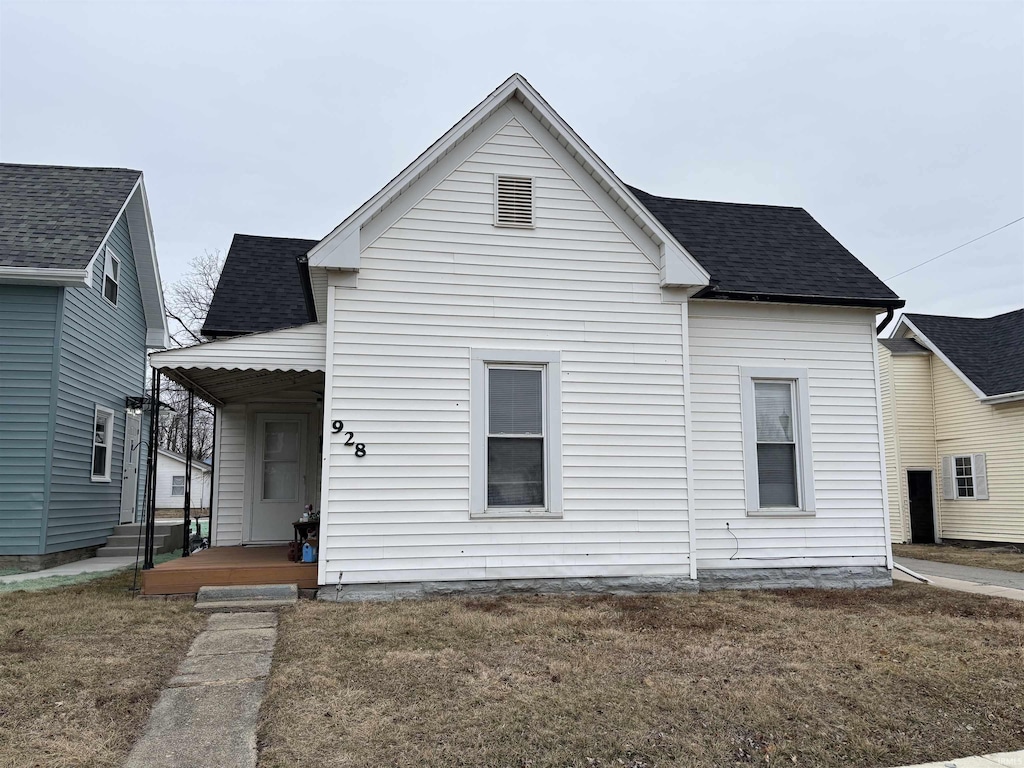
879,309,1024,545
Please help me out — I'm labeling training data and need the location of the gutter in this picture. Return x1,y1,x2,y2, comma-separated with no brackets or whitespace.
692,287,906,311
0,265,90,285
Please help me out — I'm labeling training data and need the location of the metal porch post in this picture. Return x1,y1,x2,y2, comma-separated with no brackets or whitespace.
183,389,194,556
143,370,161,570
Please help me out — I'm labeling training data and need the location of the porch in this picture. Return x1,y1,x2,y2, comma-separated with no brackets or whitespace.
141,545,318,595
144,323,327,593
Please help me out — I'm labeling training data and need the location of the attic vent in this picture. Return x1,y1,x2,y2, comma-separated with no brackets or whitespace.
495,175,534,228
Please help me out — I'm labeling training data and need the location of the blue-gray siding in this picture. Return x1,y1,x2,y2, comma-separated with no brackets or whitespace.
47,214,150,552
0,285,61,554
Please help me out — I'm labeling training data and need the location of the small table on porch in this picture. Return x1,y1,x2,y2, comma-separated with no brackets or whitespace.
290,520,318,562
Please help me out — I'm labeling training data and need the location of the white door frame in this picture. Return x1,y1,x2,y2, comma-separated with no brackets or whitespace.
119,411,143,524
246,411,309,544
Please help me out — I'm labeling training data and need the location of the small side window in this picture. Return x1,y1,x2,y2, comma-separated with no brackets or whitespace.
954,456,975,499
171,475,185,496
103,246,120,306
91,406,114,482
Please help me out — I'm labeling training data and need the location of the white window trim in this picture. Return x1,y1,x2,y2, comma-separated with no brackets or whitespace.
170,475,186,497
91,405,115,482
740,367,816,516
103,245,120,307
952,454,975,499
470,348,562,518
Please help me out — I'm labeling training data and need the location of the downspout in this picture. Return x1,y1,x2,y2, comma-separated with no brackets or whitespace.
680,300,699,581
875,307,894,336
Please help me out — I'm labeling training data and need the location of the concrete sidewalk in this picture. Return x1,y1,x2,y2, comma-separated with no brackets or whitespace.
893,749,1024,767
894,557,1024,602
0,555,139,584
124,611,278,768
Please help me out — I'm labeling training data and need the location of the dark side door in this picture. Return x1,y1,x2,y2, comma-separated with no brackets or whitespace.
907,470,936,544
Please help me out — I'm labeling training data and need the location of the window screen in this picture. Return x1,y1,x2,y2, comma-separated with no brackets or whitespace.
487,367,544,507
754,381,798,507
171,475,185,496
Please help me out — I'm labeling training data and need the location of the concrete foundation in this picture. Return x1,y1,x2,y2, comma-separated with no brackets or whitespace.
0,545,99,572
696,566,892,591
318,575,700,602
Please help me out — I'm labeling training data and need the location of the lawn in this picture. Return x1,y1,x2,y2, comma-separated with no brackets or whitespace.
0,570,205,768
894,543,1024,574
259,584,1024,768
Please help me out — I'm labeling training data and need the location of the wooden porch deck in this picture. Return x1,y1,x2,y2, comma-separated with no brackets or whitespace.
141,545,318,595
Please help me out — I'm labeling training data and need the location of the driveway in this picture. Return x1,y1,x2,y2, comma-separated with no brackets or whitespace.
895,556,1024,591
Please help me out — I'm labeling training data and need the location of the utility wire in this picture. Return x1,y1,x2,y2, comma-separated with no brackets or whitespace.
885,216,1024,280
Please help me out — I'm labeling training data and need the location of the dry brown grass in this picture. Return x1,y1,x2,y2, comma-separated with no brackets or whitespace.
258,583,1024,768
0,570,204,768
894,543,1024,574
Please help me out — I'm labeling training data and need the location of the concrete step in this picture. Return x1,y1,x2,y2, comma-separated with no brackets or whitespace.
96,546,145,558
113,522,185,537
194,584,298,612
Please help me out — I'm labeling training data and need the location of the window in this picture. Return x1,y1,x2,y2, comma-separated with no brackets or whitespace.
494,175,534,228
943,454,988,500
91,406,114,482
103,246,120,306
471,349,562,517
740,368,815,514
954,456,974,498
171,475,185,496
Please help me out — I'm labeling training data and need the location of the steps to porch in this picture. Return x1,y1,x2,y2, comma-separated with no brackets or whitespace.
96,522,186,558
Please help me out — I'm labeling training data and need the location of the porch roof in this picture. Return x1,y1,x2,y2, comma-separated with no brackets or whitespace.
149,322,326,405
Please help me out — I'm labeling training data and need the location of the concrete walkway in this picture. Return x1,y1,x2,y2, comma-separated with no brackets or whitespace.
0,555,139,584
892,749,1024,767
124,611,278,768
894,557,1024,602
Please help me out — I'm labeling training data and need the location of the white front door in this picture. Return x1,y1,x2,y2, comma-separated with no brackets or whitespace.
250,413,307,542
119,412,142,524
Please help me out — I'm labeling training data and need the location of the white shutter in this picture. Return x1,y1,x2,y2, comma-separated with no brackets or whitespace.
972,453,988,500
941,455,955,500
495,175,534,227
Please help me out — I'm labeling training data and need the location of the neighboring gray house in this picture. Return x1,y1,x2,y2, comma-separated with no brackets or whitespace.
0,164,168,569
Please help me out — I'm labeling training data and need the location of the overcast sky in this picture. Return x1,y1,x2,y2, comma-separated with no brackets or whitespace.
2,0,1022,320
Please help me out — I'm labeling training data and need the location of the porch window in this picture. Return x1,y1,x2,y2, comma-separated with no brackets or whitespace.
470,349,562,518
171,475,185,496
103,246,120,306
740,367,815,515
91,406,114,482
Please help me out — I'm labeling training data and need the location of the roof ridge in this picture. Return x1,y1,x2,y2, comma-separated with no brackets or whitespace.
905,308,1024,322
0,162,141,174
628,184,804,211
232,232,319,243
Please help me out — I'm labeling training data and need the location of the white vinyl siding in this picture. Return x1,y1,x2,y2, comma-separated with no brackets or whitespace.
320,114,690,586
689,302,888,569
211,404,246,545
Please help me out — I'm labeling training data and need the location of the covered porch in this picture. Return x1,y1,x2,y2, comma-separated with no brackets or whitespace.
144,323,327,595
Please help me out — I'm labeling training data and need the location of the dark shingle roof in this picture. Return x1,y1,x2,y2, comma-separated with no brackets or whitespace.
202,234,317,337
0,163,141,269
904,309,1024,397
879,338,930,355
629,186,902,308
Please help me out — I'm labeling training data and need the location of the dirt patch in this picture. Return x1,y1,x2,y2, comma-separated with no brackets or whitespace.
0,570,204,768
894,543,1024,574
257,583,1024,768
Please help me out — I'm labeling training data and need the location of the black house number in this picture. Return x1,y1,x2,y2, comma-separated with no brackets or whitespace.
331,420,366,457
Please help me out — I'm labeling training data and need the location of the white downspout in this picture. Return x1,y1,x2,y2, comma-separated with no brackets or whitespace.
681,300,699,580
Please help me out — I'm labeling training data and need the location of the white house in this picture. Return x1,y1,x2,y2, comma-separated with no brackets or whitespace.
155,448,211,512
149,75,904,598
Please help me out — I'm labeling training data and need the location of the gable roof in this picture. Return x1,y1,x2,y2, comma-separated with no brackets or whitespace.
897,309,1024,400
879,338,930,355
0,163,142,270
307,73,711,289
202,234,318,338
630,188,902,308
157,447,212,471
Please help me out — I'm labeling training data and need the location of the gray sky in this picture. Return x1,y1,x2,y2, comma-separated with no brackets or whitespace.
2,0,1022,320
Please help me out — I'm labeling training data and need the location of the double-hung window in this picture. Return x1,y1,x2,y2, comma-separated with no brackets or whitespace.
942,454,988,500
471,349,562,518
171,475,186,496
103,245,120,306
740,368,815,515
91,406,114,482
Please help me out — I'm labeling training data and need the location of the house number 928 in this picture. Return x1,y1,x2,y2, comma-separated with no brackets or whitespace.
331,420,366,457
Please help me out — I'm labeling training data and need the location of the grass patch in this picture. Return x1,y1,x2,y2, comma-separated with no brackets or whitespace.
894,543,1024,574
258,584,1024,768
0,569,204,767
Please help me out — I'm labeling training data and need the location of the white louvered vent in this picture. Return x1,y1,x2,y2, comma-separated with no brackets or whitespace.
495,175,534,228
